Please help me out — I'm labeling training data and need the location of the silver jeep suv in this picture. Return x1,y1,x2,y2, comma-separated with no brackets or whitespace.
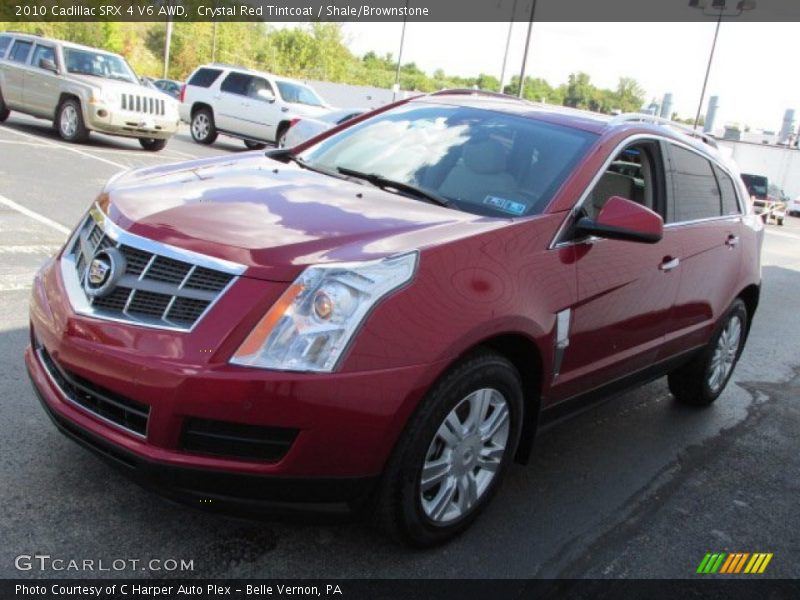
0,32,180,151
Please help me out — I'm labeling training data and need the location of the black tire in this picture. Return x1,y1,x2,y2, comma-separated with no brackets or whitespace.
668,299,748,406
0,89,9,123
56,98,90,143
778,218,784,226
373,349,524,546
139,138,167,152
190,107,218,145
244,140,267,150
276,124,289,148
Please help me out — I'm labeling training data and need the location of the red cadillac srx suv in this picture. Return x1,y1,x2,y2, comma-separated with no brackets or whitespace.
26,91,763,545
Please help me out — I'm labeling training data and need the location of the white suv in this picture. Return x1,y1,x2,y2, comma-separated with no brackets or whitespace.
179,64,331,149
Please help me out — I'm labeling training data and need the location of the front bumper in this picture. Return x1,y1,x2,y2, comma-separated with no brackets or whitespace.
28,259,447,507
85,103,179,140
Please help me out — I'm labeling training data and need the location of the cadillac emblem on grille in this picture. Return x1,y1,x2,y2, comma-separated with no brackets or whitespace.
84,247,126,298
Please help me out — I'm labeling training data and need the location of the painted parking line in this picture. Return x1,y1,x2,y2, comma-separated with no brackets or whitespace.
0,193,71,234
1,125,127,169
765,228,800,242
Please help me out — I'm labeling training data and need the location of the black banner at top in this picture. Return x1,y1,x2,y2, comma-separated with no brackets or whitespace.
1,0,800,23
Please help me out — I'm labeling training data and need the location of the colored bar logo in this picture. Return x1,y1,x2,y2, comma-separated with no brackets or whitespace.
697,552,773,574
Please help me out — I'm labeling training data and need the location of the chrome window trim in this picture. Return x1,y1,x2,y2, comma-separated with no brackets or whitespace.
548,132,745,250
35,347,147,440
60,204,245,333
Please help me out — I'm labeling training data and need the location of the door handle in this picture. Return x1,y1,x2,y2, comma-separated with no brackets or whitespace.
726,235,739,247
659,257,680,272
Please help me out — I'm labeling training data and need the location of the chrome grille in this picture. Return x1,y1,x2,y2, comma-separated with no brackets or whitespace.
121,94,165,116
63,209,242,331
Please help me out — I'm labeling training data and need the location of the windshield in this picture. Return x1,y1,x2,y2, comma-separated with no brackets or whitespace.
63,48,138,84
276,81,325,107
297,103,598,218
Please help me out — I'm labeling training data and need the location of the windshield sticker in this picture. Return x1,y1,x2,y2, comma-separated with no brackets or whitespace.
483,195,527,216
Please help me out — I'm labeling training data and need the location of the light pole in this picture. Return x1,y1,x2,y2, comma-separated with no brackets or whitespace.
689,0,756,130
517,0,537,99
498,0,518,93
393,0,410,101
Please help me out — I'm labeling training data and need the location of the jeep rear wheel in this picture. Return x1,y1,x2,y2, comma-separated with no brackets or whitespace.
190,108,217,145
57,99,90,143
0,90,9,123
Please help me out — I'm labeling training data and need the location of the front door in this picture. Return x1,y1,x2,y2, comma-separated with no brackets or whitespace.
554,139,683,398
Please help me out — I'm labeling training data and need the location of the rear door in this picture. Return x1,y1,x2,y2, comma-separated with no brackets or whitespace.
217,72,276,141
660,142,744,355
22,43,60,117
554,138,684,398
2,38,33,105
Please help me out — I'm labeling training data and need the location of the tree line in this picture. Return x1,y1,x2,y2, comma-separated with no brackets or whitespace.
0,21,647,112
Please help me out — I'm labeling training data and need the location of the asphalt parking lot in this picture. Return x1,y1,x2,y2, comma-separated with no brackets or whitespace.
1,112,799,579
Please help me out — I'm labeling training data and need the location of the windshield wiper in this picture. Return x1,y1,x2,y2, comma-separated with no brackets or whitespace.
268,149,349,180
336,167,452,208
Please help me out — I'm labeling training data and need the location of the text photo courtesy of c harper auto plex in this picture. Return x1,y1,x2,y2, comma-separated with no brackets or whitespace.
1,1,800,599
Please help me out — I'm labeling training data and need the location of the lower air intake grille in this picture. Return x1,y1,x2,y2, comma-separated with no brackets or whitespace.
180,418,298,462
38,346,149,437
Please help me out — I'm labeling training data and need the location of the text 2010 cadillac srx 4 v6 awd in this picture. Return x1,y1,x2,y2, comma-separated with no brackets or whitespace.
26,91,763,545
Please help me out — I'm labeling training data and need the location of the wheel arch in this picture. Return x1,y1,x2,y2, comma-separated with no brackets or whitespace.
55,92,82,119
190,102,213,119
738,283,760,338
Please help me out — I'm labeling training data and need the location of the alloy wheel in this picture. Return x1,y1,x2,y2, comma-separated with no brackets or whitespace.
419,388,510,524
707,314,742,393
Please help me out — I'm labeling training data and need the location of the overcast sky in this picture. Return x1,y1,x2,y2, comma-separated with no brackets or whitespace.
322,22,797,132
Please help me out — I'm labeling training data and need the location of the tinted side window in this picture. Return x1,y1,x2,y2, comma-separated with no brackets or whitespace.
713,165,741,215
31,45,55,69
246,76,274,100
668,145,721,223
9,40,33,63
188,67,222,88
0,36,11,58
220,72,251,96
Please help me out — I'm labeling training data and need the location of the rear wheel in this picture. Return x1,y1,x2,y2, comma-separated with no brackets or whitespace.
190,108,217,144
373,350,523,546
668,299,748,406
56,99,89,143
244,140,267,150
276,124,289,148
139,138,167,152
0,89,9,122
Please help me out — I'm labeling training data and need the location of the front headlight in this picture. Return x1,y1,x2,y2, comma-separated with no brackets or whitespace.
230,252,418,373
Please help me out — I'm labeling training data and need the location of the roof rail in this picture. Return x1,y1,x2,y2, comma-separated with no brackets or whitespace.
609,113,718,149
209,62,251,72
429,88,530,104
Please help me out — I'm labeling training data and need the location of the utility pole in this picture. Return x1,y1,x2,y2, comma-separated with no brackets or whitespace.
498,0,518,93
163,19,173,79
393,0,410,101
212,21,218,63
517,0,537,99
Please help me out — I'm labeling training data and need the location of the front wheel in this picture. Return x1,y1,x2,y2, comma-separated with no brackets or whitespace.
56,99,89,143
668,299,748,406
139,138,167,152
373,350,524,546
243,140,267,150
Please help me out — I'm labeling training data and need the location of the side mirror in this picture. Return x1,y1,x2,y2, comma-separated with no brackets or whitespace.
256,88,276,103
576,196,663,244
39,57,58,73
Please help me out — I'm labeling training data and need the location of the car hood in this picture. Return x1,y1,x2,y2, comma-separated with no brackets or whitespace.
101,153,505,282
67,74,178,104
